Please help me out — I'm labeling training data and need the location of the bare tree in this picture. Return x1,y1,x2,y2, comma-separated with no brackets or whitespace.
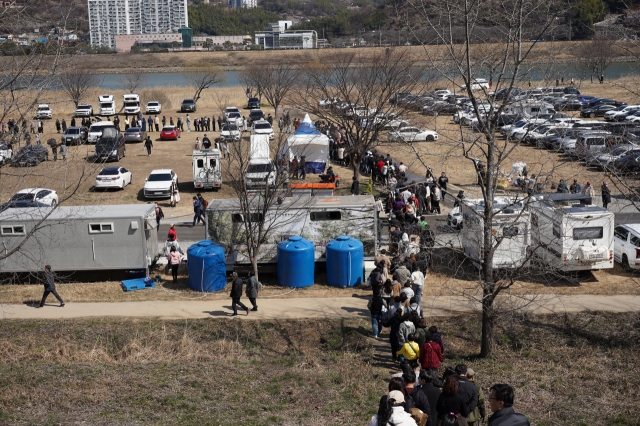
121,72,146,93
187,68,224,102
240,62,299,118
58,69,98,108
578,33,616,84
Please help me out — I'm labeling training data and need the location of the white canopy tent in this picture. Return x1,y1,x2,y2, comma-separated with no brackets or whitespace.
278,114,329,174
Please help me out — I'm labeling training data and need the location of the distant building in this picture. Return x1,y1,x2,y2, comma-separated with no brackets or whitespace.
115,32,251,52
228,0,256,8
255,21,316,49
88,0,189,50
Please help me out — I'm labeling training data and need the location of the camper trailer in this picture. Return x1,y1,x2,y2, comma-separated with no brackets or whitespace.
192,149,222,190
99,94,116,116
529,193,614,271
460,197,531,269
206,195,376,269
505,100,555,118
123,93,140,115
0,204,158,274
245,134,276,189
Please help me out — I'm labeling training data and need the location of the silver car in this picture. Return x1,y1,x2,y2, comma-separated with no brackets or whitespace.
123,127,147,143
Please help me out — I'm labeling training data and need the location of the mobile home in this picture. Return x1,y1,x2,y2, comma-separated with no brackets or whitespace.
99,94,116,116
192,149,222,190
505,100,555,118
123,93,140,115
206,195,376,269
460,197,531,269
0,204,158,274
529,193,614,271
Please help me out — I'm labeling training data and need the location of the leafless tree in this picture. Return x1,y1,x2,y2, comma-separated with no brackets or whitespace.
187,68,224,102
58,69,98,108
121,72,146,93
240,62,299,118
578,33,616,84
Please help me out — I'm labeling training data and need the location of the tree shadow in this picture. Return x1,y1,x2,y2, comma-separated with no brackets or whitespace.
203,310,236,317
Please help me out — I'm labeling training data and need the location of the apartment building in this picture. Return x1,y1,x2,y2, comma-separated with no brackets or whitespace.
89,0,188,50
228,0,257,8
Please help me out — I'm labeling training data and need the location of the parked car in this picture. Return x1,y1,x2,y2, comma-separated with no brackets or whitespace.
181,99,196,112
389,126,438,142
554,98,583,111
251,120,274,140
123,127,147,143
62,126,87,145
0,200,50,213
611,152,640,175
95,166,132,190
580,104,617,118
223,106,241,120
422,101,458,115
160,126,180,140
226,111,244,127
220,123,241,142
143,169,178,199
145,101,162,114
586,146,640,170
604,105,640,121
248,109,264,125
583,98,625,109
247,97,261,109
614,224,640,271
75,104,93,117
8,188,58,207
94,133,126,161
460,78,489,91
0,142,12,165
34,104,52,119
12,145,48,166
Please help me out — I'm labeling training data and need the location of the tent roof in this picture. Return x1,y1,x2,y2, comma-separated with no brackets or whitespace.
295,114,322,136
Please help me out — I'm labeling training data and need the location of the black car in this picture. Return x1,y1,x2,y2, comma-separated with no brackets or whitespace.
581,104,617,118
423,101,458,115
62,126,87,145
248,109,264,125
583,98,625,109
611,153,640,175
554,98,583,111
0,200,50,213
247,97,260,109
94,132,126,162
180,99,196,112
12,145,48,167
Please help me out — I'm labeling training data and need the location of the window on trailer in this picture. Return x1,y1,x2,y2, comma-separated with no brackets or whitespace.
573,227,603,240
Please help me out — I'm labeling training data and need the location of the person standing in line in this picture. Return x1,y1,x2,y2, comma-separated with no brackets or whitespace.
113,116,120,132
140,115,146,133
186,114,191,132
55,119,61,133
229,272,249,316
246,271,259,311
154,116,159,132
155,202,164,227
582,181,594,197
602,181,611,209
38,265,65,308
192,196,204,226
217,116,222,132
61,118,67,132
124,116,130,130
144,135,153,156
162,116,167,127
466,369,486,426
168,246,181,284
211,116,216,132
148,116,153,132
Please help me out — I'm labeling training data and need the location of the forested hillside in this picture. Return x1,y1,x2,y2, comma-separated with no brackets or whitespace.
187,3,281,36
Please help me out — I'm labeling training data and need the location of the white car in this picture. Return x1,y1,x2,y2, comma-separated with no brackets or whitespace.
0,142,12,165
226,111,244,128
614,224,640,271
95,166,132,190
143,169,178,199
223,106,240,120
318,97,342,108
75,104,93,117
460,78,490,91
9,188,58,207
145,101,162,114
220,123,241,142
389,126,438,143
251,120,275,140
34,104,52,119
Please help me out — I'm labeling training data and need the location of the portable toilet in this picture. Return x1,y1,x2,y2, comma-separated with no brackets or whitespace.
326,235,364,287
187,240,227,292
277,236,314,287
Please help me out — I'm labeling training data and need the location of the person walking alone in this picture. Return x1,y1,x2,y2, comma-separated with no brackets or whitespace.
601,181,611,209
168,246,182,283
246,271,259,311
229,272,249,316
144,135,153,156
192,196,204,226
38,265,65,308
155,202,164,227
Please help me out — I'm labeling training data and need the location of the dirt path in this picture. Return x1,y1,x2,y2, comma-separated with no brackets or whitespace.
4,294,640,320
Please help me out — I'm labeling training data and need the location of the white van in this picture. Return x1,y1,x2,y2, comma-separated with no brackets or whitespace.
87,121,115,144
192,149,222,191
244,134,275,189
123,93,140,115
99,95,116,116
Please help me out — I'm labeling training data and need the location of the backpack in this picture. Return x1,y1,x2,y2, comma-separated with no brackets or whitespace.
203,198,209,208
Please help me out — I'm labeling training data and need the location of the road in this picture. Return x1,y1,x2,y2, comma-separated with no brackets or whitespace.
4,294,640,320
158,221,206,242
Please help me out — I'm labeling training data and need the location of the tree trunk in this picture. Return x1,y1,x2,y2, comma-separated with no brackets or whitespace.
252,255,259,282
480,292,495,357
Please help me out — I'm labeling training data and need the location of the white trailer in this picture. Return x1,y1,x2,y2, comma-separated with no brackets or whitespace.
529,193,614,271
99,94,116,116
206,195,376,268
245,134,276,189
460,197,531,269
0,204,158,274
505,100,555,118
123,93,140,115
192,149,222,191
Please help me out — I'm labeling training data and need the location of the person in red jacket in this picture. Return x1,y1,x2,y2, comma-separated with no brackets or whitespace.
420,332,444,373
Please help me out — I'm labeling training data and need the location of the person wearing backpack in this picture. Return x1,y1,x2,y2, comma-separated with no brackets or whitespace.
197,193,208,212
246,271,259,312
192,196,204,227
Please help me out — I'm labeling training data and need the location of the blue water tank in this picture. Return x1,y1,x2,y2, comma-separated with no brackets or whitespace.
326,235,364,288
187,240,227,292
277,236,314,287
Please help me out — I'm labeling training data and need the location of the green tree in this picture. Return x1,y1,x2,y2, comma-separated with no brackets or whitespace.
572,0,605,39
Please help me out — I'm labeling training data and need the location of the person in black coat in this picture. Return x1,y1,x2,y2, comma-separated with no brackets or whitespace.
38,265,65,308
601,181,611,209
404,370,431,420
384,309,405,361
436,375,469,422
351,176,359,195
229,272,249,316
456,364,479,417
418,369,442,426
487,384,530,426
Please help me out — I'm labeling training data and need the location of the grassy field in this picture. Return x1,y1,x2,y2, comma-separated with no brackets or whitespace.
0,311,638,425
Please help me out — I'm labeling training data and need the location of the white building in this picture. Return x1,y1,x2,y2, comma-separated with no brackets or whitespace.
255,21,316,49
228,0,256,8
88,0,188,50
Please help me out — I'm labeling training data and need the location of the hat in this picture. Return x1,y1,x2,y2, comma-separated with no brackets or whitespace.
388,390,405,404
467,368,475,376
587,181,591,185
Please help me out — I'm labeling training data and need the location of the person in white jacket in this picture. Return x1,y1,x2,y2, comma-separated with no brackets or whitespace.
368,390,418,426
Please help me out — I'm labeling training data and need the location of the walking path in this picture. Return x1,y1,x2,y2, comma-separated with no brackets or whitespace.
3,294,640,320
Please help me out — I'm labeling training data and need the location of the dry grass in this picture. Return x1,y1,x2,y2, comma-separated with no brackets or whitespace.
0,312,637,425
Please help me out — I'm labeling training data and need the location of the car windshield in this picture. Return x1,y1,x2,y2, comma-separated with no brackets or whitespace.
77,105,90,110
148,102,159,106
254,123,271,130
183,100,195,105
124,102,138,107
223,124,238,131
65,129,79,135
162,127,175,132
247,163,272,173
250,111,263,117
228,112,240,118
148,173,172,182
38,106,48,110
9,193,35,202
90,125,111,133
126,128,141,133
99,168,119,176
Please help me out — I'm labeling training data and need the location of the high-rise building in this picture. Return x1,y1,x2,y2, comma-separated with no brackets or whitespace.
89,0,188,50
228,0,256,9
